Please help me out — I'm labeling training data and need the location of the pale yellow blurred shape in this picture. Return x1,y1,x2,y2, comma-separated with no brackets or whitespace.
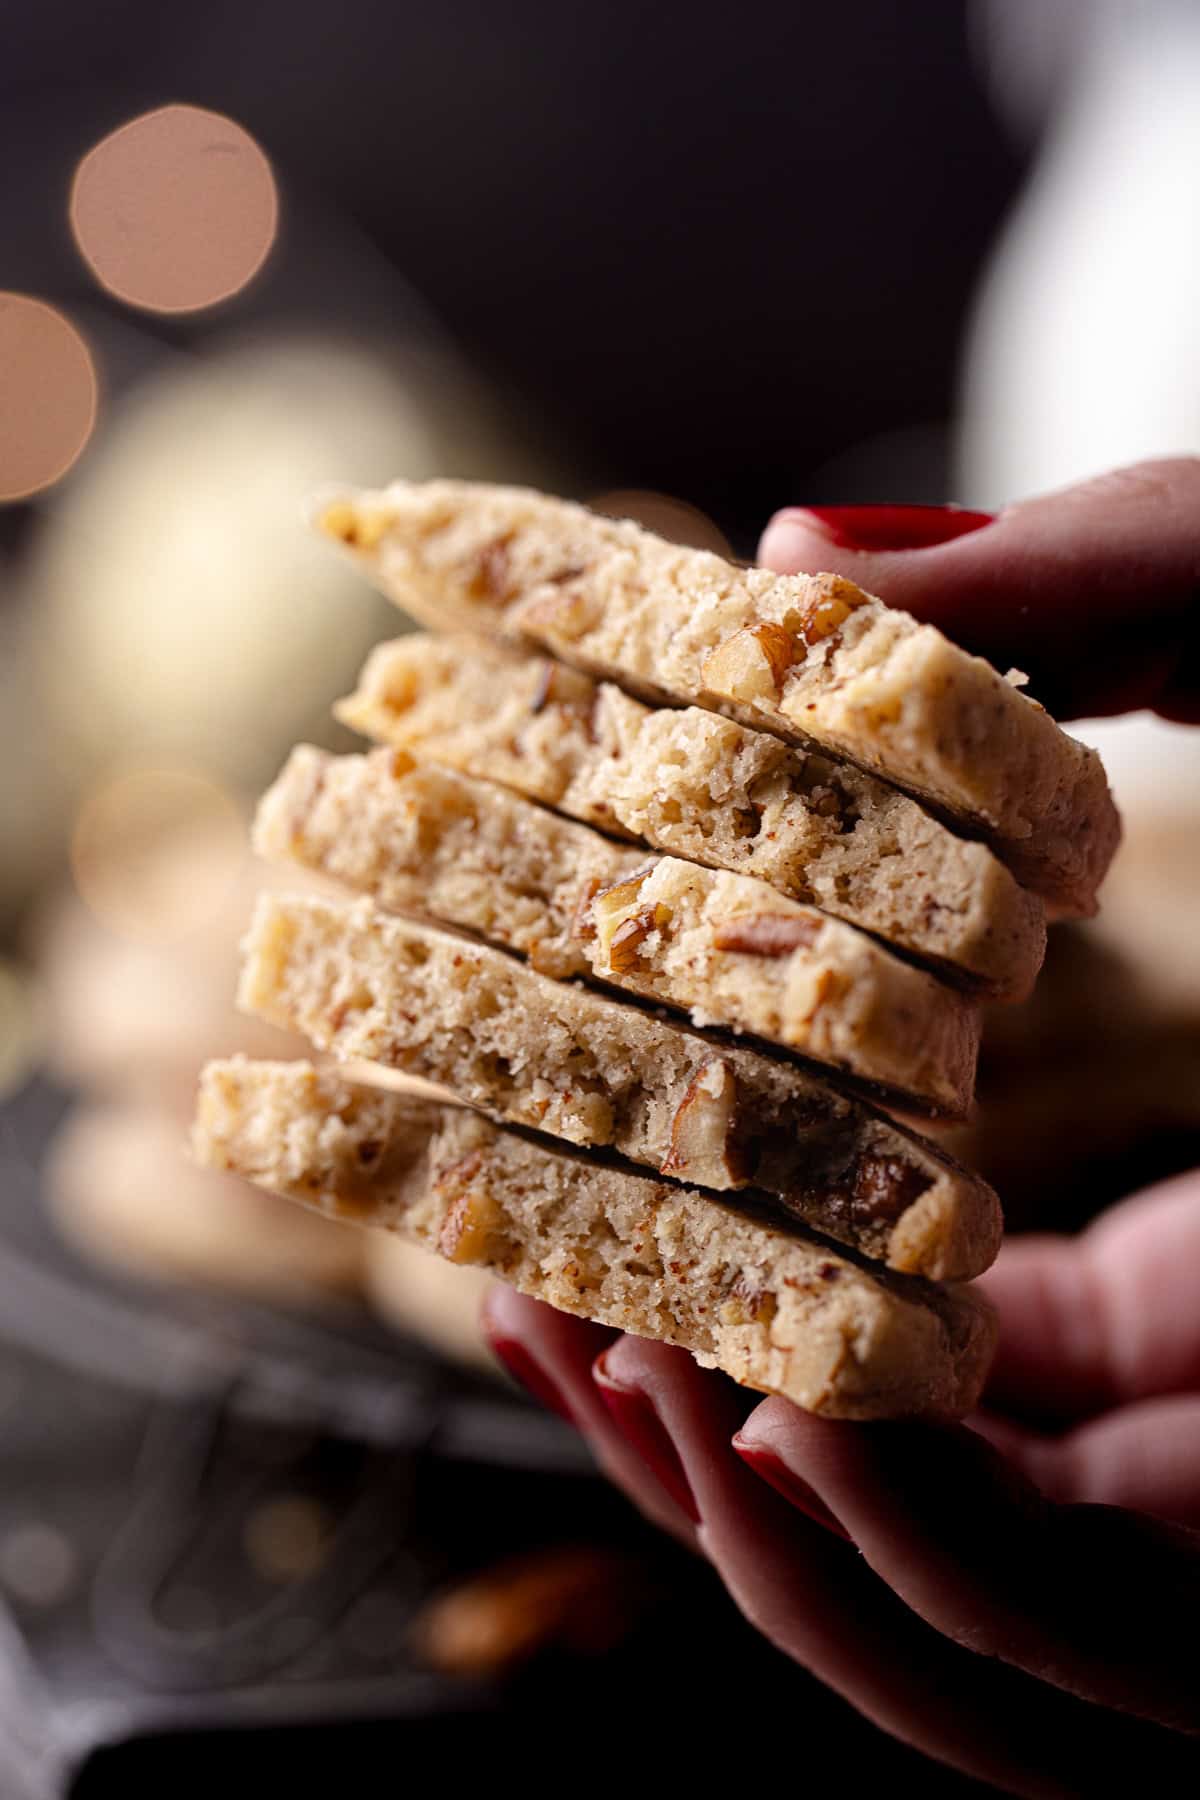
70,104,278,314
40,804,363,1303
33,335,536,789
69,765,245,944
0,294,97,501
588,487,733,556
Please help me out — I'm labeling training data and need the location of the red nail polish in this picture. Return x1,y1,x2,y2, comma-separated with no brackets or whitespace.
731,1439,852,1541
593,1353,701,1524
792,504,994,553
484,1333,577,1426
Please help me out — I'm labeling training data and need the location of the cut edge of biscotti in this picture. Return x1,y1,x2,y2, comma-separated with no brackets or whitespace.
314,480,1119,916
252,745,982,1116
192,1055,997,1420
235,890,1001,1279
238,878,977,1121
331,631,1047,1000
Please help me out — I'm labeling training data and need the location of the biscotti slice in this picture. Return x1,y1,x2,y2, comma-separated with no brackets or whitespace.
193,1057,997,1418
254,746,984,1105
237,894,999,1278
316,481,1119,915
336,632,1045,999
243,875,977,1118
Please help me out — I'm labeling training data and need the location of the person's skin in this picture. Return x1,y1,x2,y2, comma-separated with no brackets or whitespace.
481,458,1200,1795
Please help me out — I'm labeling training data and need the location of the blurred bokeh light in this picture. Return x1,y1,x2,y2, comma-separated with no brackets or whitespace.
70,104,279,314
0,294,97,501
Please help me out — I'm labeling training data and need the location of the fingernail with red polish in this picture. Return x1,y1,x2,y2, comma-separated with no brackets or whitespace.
593,1353,701,1523
732,1438,852,1541
787,504,995,553
484,1332,577,1426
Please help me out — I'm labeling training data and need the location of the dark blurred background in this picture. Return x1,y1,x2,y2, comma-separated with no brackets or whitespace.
1,2,1199,1792
3,0,1028,549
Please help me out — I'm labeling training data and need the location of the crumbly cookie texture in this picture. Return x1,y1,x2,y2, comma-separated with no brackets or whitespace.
193,1057,997,1418
255,745,980,1109
254,743,644,981
317,481,1119,915
236,893,1000,1278
336,633,1045,999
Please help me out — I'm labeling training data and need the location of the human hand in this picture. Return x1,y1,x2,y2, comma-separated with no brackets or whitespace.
484,1170,1200,1793
756,456,1200,723
483,460,1200,1792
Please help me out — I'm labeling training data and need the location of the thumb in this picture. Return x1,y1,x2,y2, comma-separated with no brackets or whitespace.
758,458,1200,722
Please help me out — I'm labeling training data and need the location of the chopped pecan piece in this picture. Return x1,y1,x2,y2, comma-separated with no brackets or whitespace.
849,1154,931,1227
434,1153,507,1263
469,533,514,601
607,903,671,973
661,1057,749,1188
718,1273,777,1328
569,876,605,943
712,912,822,957
592,866,654,913
796,578,864,645
515,584,601,639
590,864,669,971
702,622,799,704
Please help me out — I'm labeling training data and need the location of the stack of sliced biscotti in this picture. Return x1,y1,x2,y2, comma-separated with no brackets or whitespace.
192,483,1120,1419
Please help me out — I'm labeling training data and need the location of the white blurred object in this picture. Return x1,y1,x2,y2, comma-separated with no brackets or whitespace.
31,334,543,789
963,0,1200,924
965,4,1200,503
